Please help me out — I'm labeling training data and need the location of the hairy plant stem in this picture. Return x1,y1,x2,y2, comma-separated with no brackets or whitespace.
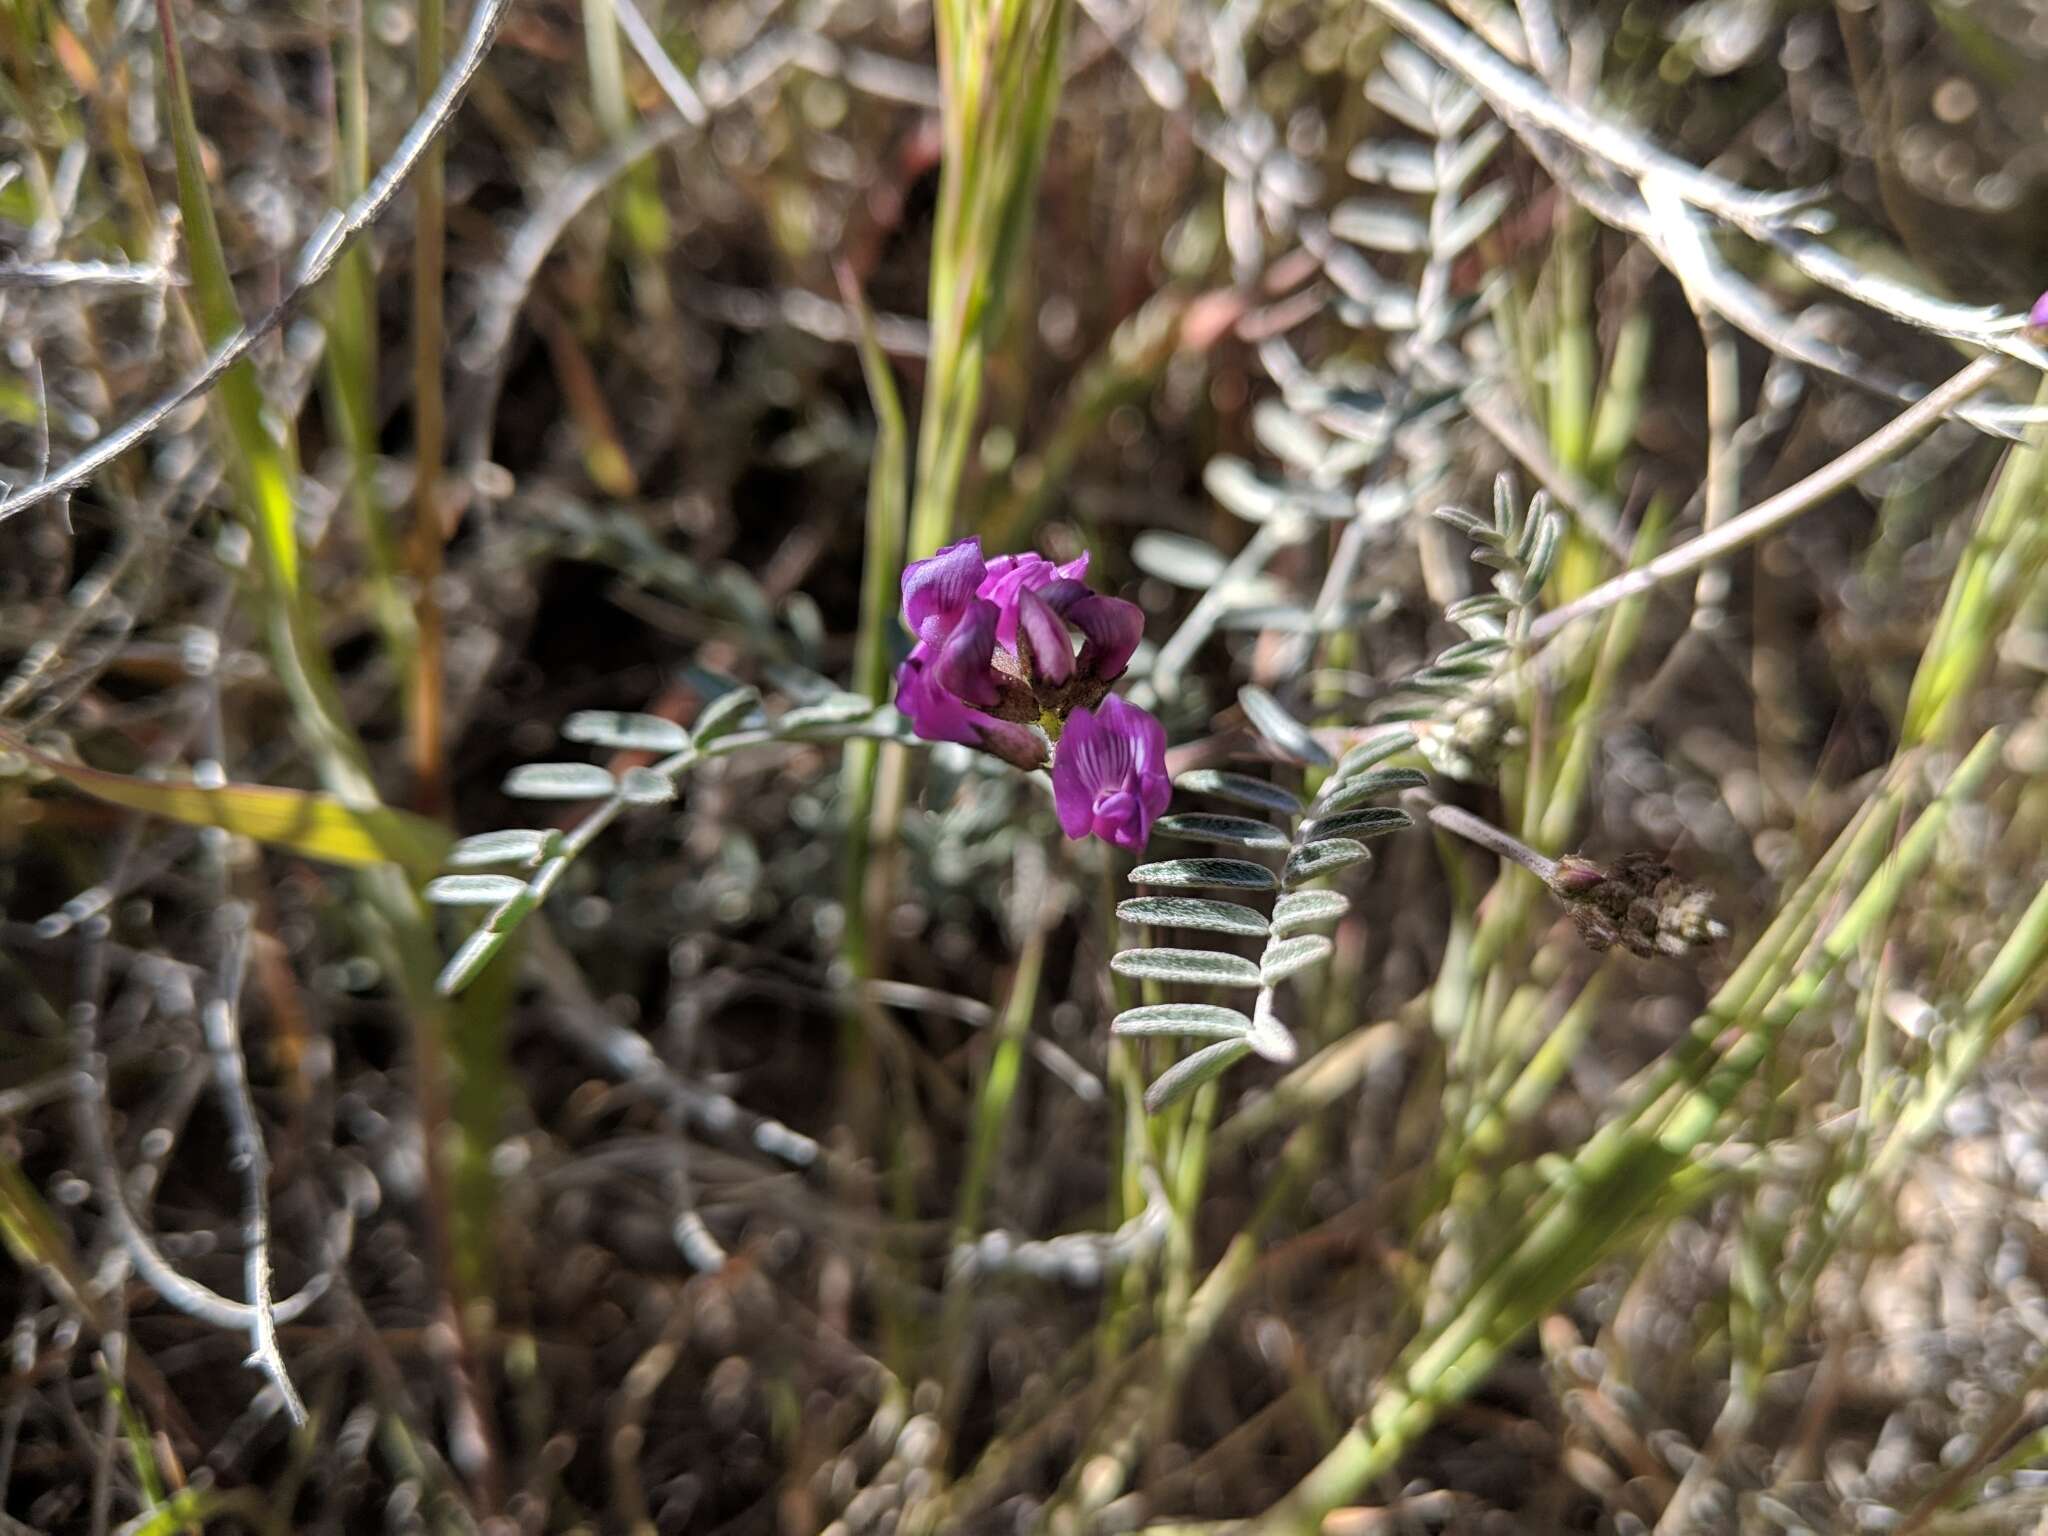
1419,799,1559,884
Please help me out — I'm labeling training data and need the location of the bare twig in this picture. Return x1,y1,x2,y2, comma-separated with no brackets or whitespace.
609,0,708,124
0,259,173,290
68,944,341,1340
0,1069,87,1119
1512,0,1566,85
202,904,306,1426
524,921,825,1172
457,30,937,472
1499,69,2032,439
865,978,1103,1100
1362,0,2048,371
682,280,930,357
947,1170,1171,1284
1530,352,2007,641
0,0,513,525
75,1072,334,1335
1651,168,1746,626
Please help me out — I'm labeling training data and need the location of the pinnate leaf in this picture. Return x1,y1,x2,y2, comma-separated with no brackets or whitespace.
1153,813,1290,852
1112,1003,1253,1040
1117,897,1270,937
1144,1039,1254,1113
1129,858,1279,892
1111,948,1263,988
1173,771,1304,817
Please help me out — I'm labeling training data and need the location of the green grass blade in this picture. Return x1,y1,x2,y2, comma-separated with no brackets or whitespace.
156,0,300,595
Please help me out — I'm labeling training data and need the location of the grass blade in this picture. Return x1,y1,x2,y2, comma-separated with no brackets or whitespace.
6,730,449,879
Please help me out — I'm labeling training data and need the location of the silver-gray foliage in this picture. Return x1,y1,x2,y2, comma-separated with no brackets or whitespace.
1112,714,1423,1112
427,676,913,994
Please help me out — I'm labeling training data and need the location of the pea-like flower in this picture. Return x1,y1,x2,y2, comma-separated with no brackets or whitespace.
896,537,1145,752
896,537,1167,846
1050,696,1171,851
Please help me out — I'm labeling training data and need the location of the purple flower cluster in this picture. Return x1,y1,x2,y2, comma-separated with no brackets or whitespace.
896,537,1169,849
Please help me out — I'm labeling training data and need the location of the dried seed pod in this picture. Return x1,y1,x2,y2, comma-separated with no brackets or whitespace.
1546,852,1728,959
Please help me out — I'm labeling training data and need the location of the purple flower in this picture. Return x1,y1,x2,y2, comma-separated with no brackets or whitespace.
901,536,989,645
979,549,1089,647
896,648,1048,770
894,537,1146,768
2031,290,2048,332
1052,695,1171,851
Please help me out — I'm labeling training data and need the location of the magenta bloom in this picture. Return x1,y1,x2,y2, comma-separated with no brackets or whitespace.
901,537,989,645
895,645,1047,770
2031,290,2048,331
979,549,1089,646
895,538,1145,778
1052,695,1171,851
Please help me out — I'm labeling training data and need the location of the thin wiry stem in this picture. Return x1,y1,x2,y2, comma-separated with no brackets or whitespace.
0,0,512,525
1691,311,1741,627
1363,0,2048,369
0,259,171,290
1530,352,2008,642
408,0,452,818
609,0,708,124
72,997,334,1335
201,903,306,1426
1417,797,1560,884
456,31,937,474
23,351,65,536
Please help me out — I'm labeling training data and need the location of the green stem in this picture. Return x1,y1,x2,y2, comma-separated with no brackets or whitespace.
1250,731,2005,1533
409,0,449,817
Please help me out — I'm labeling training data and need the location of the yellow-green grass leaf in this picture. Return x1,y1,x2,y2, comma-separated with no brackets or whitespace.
4,731,449,880
157,0,301,594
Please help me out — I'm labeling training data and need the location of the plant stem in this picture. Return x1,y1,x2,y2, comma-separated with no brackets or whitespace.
1421,799,1560,884
1248,730,2005,1533
408,0,449,818
1532,352,2007,640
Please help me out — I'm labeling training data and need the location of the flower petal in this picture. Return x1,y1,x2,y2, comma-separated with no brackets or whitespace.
896,654,1046,769
1069,595,1145,682
1015,588,1074,686
977,550,1071,647
1053,698,1171,847
902,537,986,643
1139,755,1172,819
1091,788,1145,849
977,719,1050,771
934,599,1001,706
1075,702,1137,797
1103,694,1167,769
1052,704,1106,837
896,653,981,747
1034,578,1091,617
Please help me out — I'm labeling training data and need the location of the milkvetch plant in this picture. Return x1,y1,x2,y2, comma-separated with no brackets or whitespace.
13,0,2048,1529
